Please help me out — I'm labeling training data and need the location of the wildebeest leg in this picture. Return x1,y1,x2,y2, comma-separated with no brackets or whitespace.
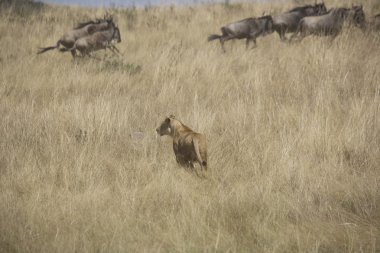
110,45,121,54
219,37,226,53
290,28,305,43
108,46,120,56
289,32,299,43
108,47,116,55
291,33,304,43
276,25,287,41
247,33,258,49
88,53,102,61
325,33,338,48
103,48,107,59
297,33,307,43
250,37,257,49
220,36,235,53
330,30,340,41
281,32,288,41
245,38,250,49
85,51,96,59
70,49,76,58
76,48,86,58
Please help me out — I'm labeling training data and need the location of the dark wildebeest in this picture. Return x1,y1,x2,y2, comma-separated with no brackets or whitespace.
290,6,365,42
37,17,113,57
366,13,380,31
207,15,273,52
273,3,327,41
60,21,121,58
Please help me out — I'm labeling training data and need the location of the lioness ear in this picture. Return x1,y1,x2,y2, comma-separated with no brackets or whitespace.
169,114,175,119
165,117,171,123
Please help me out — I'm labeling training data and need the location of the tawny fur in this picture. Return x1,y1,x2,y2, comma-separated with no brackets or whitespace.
156,115,207,171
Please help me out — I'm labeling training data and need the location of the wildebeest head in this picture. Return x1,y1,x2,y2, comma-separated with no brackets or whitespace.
156,115,176,136
329,8,350,21
350,5,366,28
104,17,115,29
314,3,327,15
289,2,327,16
103,13,113,23
259,15,274,35
112,26,122,43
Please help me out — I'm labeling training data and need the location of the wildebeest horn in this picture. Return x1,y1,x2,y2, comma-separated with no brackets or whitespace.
104,12,113,21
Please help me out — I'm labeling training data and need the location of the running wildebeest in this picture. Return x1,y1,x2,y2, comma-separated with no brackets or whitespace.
37,17,113,57
208,15,273,52
272,2,327,41
60,21,121,58
290,6,365,42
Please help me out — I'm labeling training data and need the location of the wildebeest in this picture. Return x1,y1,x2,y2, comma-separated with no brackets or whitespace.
273,2,327,41
290,6,365,42
156,115,207,171
208,15,273,52
60,21,121,58
37,17,113,57
366,13,380,31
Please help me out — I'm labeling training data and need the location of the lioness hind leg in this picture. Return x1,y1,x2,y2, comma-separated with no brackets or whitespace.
201,161,207,171
176,155,191,170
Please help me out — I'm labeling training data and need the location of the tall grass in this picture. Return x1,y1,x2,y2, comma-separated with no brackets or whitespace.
0,1,379,252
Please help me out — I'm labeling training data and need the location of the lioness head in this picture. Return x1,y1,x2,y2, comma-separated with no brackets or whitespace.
156,115,175,136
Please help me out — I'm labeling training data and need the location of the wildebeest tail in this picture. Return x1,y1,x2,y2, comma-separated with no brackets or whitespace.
37,46,57,54
59,47,71,52
37,40,61,54
208,34,222,41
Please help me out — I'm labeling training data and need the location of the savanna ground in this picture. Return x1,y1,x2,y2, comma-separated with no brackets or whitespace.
0,0,379,252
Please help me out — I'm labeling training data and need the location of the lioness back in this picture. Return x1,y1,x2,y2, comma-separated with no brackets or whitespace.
156,115,208,170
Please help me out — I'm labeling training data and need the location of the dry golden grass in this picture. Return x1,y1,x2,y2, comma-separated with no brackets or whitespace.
0,1,379,252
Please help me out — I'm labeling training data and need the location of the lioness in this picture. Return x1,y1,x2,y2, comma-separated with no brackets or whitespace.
156,115,207,171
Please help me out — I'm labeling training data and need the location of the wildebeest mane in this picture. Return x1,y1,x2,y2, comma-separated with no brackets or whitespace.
258,15,272,20
73,20,98,29
288,4,313,13
329,8,349,15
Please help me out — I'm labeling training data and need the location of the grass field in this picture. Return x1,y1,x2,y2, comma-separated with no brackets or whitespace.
0,0,379,252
